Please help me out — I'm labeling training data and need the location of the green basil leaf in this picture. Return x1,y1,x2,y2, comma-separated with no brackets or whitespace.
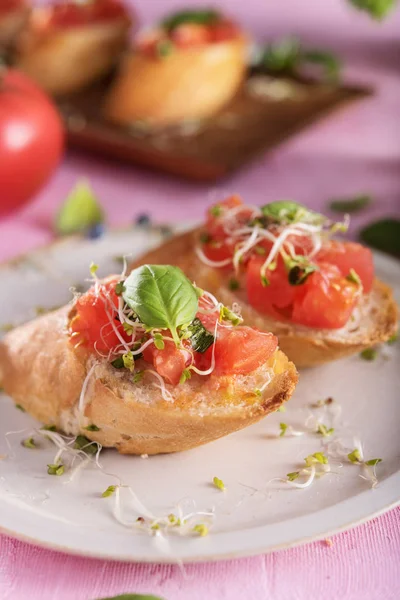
329,195,372,213
55,179,104,235
186,317,214,353
301,49,341,83
261,201,324,226
359,219,400,257
261,37,300,73
122,265,199,343
348,0,395,20
162,9,220,30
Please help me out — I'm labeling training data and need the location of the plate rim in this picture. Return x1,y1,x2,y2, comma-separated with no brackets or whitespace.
0,227,399,563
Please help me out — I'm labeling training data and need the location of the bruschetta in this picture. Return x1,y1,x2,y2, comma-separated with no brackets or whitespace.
0,265,297,455
14,0,132,96
103,9,248,127
129,198,398,368
0,0,30,49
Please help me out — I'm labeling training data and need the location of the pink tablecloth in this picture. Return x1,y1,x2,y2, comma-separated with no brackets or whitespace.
1,0,400,598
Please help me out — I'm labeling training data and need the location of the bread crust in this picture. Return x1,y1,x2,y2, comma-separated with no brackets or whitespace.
0,306,297,455
15,15,131,96
103,35,247,127
129,228,398,368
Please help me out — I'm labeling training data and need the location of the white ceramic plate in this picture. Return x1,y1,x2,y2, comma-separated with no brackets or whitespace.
0,226,399,563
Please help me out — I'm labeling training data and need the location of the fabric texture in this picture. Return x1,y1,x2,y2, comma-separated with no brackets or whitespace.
1,0,399,598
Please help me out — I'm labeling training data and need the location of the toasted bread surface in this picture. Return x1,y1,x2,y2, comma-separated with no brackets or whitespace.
15,16,130,95
0,306,297,454
103,35,247,127
129,228,398,368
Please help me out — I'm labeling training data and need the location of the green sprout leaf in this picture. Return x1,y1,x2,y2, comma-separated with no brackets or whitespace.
153,332,165,350
133,370,144,383
163,9,220,31
55,179,104,235
287,471,300,481
90,262,98,277
122,265,199,345
179,368,192,384
279,422,288,437
301,49,341,82
316,423,335,437
261,201,324,226
84,424,100,432
360,348,377,361
213,476,226,491
122,351,135,371
304,452,328,467
115,281,126,296
219,305,242,326
348,449,362,463
365,458,382,466
73,435,98,455
329,195,371,213
346,268,362,286
348,0,395,19
22,437,36,449
287,263,317,286
102,485,117,498
15,404,25,412
41,424,57,432
186,317,214,353
47,463,65,476
360,219,400,258
193,523,209,537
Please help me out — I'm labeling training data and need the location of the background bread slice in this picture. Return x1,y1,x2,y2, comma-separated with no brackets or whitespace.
0,306,297,455
129,228,398,368
103,36,247,127
15,16,131,96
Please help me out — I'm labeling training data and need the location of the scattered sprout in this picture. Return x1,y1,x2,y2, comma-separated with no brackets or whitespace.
278,405,287,412
122,351,135,371
287,471,300,481
90,262,98,277
365,458,382,466
193,524,209,537
316,423,335,437
229,277,240,291
15,404,25,412
168,514,180,525
153,333,165,350
73,435,98,455
179,368,192,384
279,422,288,437
254,388,262,397
346,269,362,285
41,424,57,432
213,476,225,491
115,281,126,296
210,204,222,217
47,463,65,476
360,348,377,361
102,485,117,498
133,370,144,384
304,452,328,467
219,305,242,326
348,449,362,464
22,437,36,449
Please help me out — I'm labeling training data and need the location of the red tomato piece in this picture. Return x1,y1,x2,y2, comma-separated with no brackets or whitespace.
0,70,64,217
143,340,189,386
49,0,128,29
207,326,278,375
210,20,240,42
316,240,374,293
70,277,129,352
171,23,212,47
246,255,296,318
205,195,251,239
292,263,359,329
0,0,24,15
201,238,235,265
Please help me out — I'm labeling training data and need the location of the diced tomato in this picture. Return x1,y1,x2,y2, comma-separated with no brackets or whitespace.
292,263,359,329
201,238,235,265
246,255,296,319
210,20,240,42
316,240,374,293
171,23,212,47
201,326,278,375
143,340,189,386
48,0,128,29
69,277,129,352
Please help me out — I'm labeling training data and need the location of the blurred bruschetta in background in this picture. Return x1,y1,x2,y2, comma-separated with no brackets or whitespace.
14,0,133,96
104,9,248,128
0,0,30,50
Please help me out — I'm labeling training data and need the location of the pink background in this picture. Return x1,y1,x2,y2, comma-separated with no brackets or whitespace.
1,0,400,598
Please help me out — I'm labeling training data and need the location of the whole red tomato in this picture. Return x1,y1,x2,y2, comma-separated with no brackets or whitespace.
0,69,64,217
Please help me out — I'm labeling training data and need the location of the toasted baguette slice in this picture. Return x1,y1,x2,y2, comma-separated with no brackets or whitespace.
103,35,247,127
0,306,297,455
15,11,131,96
0,3,30,49
129,228,398,368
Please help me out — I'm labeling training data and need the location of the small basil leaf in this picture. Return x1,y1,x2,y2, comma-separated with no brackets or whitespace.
348,0,395,20
261,201,324,226
187,318,214,353
329,195,371,213
162,9,220,30
260,37,300,73
55,180,104,235
359,219,400,257
122,265,199,344
301,50,341,82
